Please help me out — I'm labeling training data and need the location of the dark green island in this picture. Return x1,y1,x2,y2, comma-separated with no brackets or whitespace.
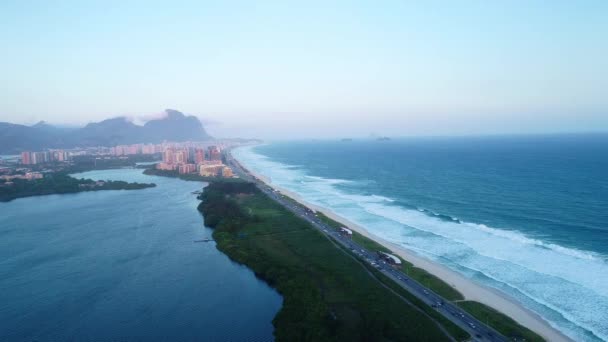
0,173,156,202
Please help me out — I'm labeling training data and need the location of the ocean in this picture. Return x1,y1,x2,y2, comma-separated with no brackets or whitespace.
0,169,281,341
233,134,608,342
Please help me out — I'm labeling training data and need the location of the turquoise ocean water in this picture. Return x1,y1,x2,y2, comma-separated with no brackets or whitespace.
233,134,608,341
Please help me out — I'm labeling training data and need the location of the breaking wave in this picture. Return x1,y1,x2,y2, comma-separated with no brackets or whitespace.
233,145,608,342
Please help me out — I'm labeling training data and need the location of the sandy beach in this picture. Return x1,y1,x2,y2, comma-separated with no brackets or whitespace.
233,154,571,342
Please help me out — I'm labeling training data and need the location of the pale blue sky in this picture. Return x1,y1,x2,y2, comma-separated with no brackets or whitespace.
1,0,607,138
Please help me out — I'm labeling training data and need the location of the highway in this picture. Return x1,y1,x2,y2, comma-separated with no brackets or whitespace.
226,151,508,342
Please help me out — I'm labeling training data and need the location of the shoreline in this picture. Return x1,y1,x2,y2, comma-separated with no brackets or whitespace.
232,150,571,342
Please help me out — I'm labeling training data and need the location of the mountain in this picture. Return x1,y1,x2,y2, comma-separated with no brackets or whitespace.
142,109,208,142
0,121,71,153
0,109,211,154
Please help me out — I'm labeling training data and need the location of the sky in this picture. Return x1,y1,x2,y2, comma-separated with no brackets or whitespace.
0,0,607,138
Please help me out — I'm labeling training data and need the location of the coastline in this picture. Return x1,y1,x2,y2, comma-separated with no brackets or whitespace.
232,151,571,342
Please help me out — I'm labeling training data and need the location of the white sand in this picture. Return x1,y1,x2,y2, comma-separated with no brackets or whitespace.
236,157,571,342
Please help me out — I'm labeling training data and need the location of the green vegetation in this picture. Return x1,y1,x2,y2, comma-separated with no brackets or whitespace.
322,236,469,341
315,212,343,229
198,181,463,341
400,261,463,301
0,173,155,202
319,204,541,341
316,212,463,301
363,263,470,341
143,168,243,183
352,231,393,254
457,301,544,341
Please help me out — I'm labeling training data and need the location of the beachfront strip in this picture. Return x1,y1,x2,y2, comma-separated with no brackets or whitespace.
225,150,561,342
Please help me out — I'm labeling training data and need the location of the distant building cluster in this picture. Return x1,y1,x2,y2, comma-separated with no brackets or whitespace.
0,172,44,182
21,150,70,165
156,145,234,178
8,140,245,187
0,162,46,186
19,141,246,165
110,143,163,156
78,180,107,189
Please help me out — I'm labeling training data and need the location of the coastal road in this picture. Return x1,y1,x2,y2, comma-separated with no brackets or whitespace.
226,152,507,342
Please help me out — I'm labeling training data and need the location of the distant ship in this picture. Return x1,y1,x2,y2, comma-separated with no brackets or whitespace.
341,138,353,142
376,136,391,141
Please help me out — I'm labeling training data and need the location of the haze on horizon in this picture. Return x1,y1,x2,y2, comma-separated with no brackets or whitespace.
1,1,607,139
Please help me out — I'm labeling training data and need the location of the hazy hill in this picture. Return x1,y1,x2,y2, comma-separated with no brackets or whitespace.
0,109,211,154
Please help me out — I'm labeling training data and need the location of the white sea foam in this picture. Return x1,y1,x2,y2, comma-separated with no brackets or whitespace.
370,194,395,202
232,145,608,342
304,175,352,184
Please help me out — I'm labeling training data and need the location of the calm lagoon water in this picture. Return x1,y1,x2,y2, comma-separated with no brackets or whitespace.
0,169,281,341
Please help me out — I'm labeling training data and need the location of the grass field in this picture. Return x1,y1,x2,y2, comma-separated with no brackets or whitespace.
316,212,463,301
298,202,545,341
457,301,544,341
400,261,463,301
198,181,468,341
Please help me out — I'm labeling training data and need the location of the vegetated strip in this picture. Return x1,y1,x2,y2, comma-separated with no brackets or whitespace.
316,212,463,301
316,212,545,341
197,180,460,341
457,301,544,342
0,172,155,202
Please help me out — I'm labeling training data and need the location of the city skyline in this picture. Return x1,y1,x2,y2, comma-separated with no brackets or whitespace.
10,140,237,180
1,1,607,138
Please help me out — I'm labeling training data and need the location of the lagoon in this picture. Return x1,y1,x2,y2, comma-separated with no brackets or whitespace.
0,169,281,341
